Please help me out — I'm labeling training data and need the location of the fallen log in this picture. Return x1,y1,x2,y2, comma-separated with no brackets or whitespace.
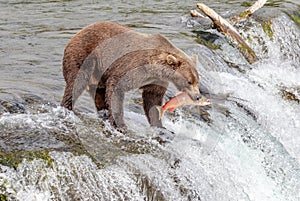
231,0,267,24
190,9,205,18
197,3,258,64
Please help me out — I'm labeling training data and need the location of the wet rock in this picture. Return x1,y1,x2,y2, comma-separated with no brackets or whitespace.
0,127,106,170
0,148,54,170
127,97,144,114
120,139,153,154
280,86,300,103
0,110,106,169
137,174,166,201
21,93,57,113
261,20,274,40
22,93,44,104
235,101,258,120
170,158,181,169
194,30,221,50
152,128,175,144
289,10,300,28
181,105,212,124
0,104,8,115
0,100,25,114
183,15,213,30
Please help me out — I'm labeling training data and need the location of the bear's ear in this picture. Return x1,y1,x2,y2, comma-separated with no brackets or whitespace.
166,55,179,65
191,54,198,64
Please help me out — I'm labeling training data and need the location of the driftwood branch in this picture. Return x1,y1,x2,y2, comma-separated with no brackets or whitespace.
197,3,258,64
231,0,267,24
245,0,267,15
190,10,205,18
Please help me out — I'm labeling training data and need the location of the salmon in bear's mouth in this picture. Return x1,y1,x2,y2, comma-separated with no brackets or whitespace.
156,92,210,119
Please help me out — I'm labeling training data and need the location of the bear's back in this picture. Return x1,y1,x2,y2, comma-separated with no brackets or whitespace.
63,22,131,72
63,22,184,72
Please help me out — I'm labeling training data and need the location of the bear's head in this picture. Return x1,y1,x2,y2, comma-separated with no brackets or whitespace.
163,53,201,101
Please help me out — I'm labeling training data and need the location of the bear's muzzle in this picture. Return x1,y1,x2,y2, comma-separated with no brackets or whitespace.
184,85,201,101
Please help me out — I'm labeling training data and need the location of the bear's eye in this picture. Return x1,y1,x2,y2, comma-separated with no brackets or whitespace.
188,81,192,85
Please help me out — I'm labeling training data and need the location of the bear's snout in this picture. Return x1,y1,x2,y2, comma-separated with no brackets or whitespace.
184,86,201,102
190,93,201,102
191,86,201,101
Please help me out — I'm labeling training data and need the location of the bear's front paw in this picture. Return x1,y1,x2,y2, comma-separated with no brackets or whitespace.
108,115,127,132
116,124,128,133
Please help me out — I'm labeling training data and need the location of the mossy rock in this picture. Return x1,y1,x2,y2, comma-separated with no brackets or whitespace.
261,20,274,40
241,1,253,7
193,30,221,50
0,100,25,114
290,10,300,28
237,42,258,64
0,127,105,169
0,149,54,169
0,89,9,94
238,10,252,19
0,194,7,201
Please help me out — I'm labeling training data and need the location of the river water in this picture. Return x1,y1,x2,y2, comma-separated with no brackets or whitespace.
0,0,300,200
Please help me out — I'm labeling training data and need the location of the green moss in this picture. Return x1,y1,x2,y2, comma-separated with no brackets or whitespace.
0,194,7,201
130,97,143,105
290,11,300,28
194,31,221,50
246,35,252,42
0,179,7,192
237,42,258,64
241,2,252,7
0,149,54,169
239,10,251,19
0,89,9,94
265,0,283,7
0,146,104,170
50,133,105,168
261,21,274,40
0,116,108,169
196,38,221,50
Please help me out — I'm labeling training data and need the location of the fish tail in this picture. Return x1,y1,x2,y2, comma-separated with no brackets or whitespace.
156,106,165,120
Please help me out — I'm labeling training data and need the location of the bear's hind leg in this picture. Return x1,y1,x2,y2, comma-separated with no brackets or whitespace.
61,53,98,110
106,77,127,130
142,84,167,128
61,67,80,110
61,87,73,110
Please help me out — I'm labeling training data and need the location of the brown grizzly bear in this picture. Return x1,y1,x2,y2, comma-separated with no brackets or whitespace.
61,21,201,130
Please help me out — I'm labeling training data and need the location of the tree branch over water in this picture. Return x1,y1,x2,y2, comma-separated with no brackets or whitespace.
195,3,259,64
231,0,267,24
190,9,205,18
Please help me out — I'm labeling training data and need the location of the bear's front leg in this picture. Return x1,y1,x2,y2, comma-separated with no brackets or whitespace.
142,84,167,128
106,77,127,131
